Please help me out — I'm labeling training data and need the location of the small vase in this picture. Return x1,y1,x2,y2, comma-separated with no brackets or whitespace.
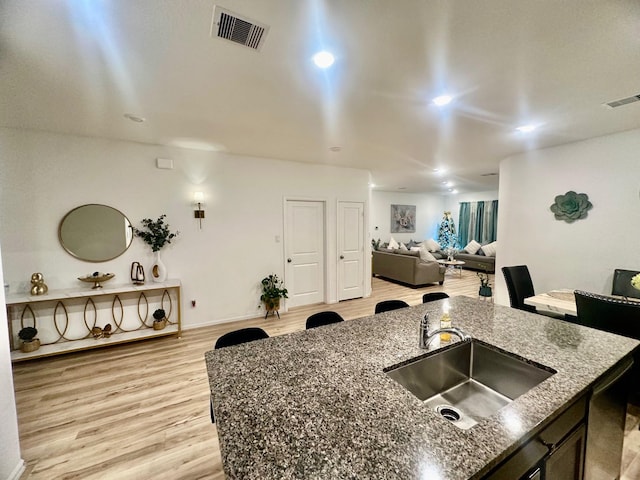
153,318,167,330
21,338,41,353
479,285,492,297
152,251,167,283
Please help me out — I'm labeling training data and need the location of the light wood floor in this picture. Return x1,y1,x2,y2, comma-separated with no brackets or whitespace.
11,271,640,479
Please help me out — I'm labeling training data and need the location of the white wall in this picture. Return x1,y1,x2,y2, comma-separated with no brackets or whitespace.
0,128,371,328
370,191,445,245
495,128,640,305
0,244,24,480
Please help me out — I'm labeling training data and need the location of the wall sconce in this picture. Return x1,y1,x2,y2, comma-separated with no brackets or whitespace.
194,192,205,229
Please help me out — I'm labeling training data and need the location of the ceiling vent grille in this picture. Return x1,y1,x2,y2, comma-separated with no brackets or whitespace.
211,6,269,51
604,94,640,109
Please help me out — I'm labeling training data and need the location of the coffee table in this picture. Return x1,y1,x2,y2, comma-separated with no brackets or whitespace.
437,259,465,277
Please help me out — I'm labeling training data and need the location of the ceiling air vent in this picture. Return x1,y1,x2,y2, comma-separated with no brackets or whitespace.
211,6,269,51
604,94,640,109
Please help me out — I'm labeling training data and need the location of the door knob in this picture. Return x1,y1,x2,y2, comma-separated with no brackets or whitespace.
339,255,344,260
287,258,292,263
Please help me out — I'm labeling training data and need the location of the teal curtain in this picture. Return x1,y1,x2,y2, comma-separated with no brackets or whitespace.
458,200,498,246
458,203,471,246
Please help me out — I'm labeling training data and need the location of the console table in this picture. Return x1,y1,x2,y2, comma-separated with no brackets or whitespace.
5,279,181,362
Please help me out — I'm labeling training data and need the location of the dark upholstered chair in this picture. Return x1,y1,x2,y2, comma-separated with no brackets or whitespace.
502,265,565,319
214,327,269,349
612,269,640,300
502,265,536,313
211,327,270,422
575,290,640,406
375,299,409,314
306,311,344,329
422,292,450,303
574,290,640,340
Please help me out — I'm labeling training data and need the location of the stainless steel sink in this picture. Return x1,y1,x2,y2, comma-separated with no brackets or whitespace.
385,339,556,429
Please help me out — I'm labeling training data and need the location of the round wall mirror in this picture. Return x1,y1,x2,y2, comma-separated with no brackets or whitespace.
59,204,133,262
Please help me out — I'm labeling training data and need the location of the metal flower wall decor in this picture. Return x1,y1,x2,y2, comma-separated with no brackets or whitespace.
550,191,593,223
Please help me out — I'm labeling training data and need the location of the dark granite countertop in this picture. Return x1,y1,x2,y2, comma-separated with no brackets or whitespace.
205,297,639,479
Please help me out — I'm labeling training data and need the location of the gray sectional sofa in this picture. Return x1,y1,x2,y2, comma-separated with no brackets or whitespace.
433,250,495,273
372,250,445,286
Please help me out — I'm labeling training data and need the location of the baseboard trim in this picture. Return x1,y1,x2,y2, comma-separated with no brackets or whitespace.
6,459,25,480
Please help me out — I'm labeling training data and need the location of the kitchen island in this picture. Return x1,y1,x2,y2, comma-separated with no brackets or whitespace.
205,296,639,479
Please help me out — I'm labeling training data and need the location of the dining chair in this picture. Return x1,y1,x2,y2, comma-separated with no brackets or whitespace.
375,299,409,314
211,327,270,422
611,269,640,300
501,265,537,313
422,292,449,303
214,327,269,349
575,290,640,407
574,290,640,340
305,311,344,329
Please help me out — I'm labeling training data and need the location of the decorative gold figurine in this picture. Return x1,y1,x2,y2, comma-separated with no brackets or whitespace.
30,272,48,296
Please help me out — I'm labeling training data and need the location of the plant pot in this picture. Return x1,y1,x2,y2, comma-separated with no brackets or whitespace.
264,297,280,312
20,338,41,353
479,286,492,297
153,318,167,330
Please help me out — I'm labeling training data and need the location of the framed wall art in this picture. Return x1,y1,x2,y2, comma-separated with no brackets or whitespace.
390,204,416,233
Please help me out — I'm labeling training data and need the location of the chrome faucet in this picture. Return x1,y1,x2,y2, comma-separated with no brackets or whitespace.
419,314,471,349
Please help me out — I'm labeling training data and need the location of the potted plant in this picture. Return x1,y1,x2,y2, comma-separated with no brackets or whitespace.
18,326,40,352
260,274,288,318
477,271,492,297
133,215,179,283
152,308,168,330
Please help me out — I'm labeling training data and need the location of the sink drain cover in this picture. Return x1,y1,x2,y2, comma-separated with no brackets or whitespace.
436,405,462,422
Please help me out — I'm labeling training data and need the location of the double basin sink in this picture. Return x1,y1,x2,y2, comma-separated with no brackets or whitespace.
385,339,556,429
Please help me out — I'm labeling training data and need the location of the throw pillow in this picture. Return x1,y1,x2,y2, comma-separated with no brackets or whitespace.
464,240,482,255
410,246,421,252
419,244,437,262
399,242,408,251
388,237,400,250
481,241,497,257
425,238,441,252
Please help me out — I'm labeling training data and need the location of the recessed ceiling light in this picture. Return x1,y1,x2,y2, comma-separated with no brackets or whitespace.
516,124,537,133
369,183,376,188
446,181,454,187
329,146,341,152
124,113,145,123
313,51,335,68
452,189,459,194
432,95,453,107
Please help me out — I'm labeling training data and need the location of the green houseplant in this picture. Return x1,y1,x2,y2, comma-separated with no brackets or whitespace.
18,326,40,352
133,215,179,283
477,271,492,297
260,274,288,318
133,215,179,252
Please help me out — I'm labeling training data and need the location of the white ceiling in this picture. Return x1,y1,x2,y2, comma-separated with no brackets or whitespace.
1,0,639,194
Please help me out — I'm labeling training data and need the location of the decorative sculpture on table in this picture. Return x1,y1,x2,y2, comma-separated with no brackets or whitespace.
30,272,48,296
130,262,145,285
550,191,592,223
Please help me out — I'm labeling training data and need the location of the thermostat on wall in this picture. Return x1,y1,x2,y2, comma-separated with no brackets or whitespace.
156,158,173,169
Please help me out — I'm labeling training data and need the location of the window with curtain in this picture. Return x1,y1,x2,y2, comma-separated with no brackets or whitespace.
458,200,498,246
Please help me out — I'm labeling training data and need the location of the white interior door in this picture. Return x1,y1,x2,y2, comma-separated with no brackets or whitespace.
285,200,325,308
338,201,364,301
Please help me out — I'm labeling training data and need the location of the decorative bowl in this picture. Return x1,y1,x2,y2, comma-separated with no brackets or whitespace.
78,272,115,289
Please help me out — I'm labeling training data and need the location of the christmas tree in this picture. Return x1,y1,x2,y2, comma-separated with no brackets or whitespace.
438,211,458,250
